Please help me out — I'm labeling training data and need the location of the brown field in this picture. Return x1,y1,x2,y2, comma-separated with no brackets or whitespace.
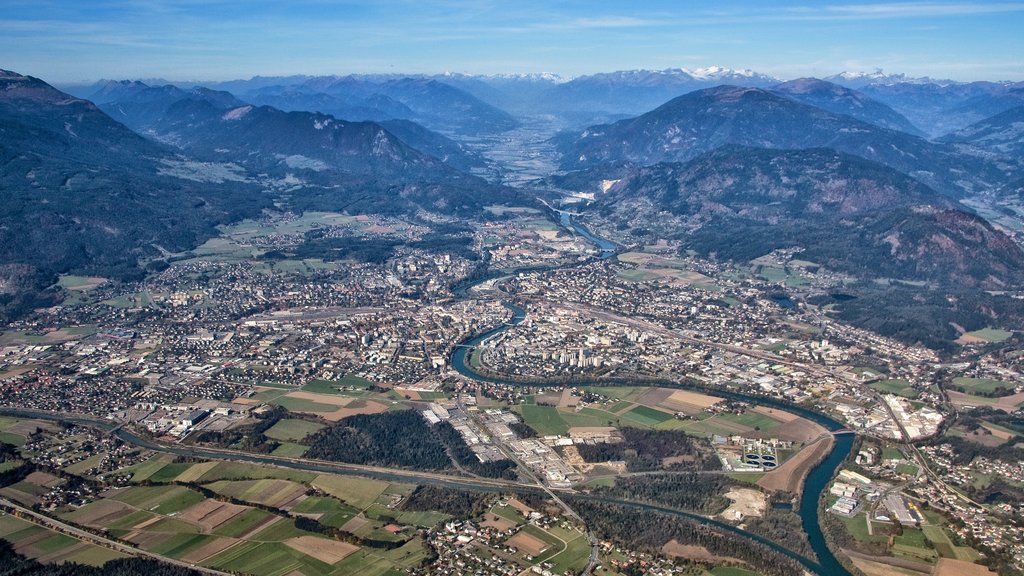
481,513,517,532
507,531,549,556
177,500,248,531
396,389,422,400
661,541,746,566
24,471,61,488
980,424,1016,441
506,498,535,517
664,389,721,409
284,536,359,564
340,515,369,533
754,416,827,443
934,558,999,576
757,435,834,493
180,537,239,564
285,390,353,407
752,406,797,422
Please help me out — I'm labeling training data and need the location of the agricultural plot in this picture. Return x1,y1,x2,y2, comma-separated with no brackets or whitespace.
517,405,570,436
620,405,674,427
952,377,1013,396
263,419,325,442
0,513,128,566
871,379,918,398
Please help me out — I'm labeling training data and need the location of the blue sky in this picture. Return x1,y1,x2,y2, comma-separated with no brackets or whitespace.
2,1,1023,83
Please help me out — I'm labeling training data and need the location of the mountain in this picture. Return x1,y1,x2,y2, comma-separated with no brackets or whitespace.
253,76,519,135
96,82,486,176
0,70,269,318
940,105,1024,158
772,78,923,136
555,85,1009,197
246,89,415,122
539,67,780,118
824,70,941,89
858,81,1024,137
597,146,1024,288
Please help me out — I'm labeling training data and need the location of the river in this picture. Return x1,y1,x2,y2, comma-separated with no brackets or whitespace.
451,213,854,576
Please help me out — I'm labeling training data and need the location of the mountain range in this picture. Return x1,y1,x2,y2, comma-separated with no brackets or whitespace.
595,146,1024,289
554,85,1012,198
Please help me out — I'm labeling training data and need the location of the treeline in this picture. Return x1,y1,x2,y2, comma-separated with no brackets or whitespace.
401,485,496,519
567,499,805,576
588,473,733,514
434,422,517,479
305,410,452,470
576,428,720,472
0,541,202,576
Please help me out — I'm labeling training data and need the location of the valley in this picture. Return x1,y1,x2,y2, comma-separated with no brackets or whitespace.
2,65,1024,576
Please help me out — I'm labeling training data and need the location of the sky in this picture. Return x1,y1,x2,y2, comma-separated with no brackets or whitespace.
2,0,1023,84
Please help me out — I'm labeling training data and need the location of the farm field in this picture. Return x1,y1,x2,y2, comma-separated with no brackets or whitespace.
871,379,918,398
951,377,1013,396
0,512,129,566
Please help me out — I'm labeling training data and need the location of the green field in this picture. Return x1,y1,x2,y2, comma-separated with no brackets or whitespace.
312,475,393,509
718,411,780,431
204,540,334,576
292,496,360,527
109,485,206,516
546,529,592,574
271,442,309,457
263,419,325,442
518,405,569,436
213,508,274,537
620,405,674,427
195,461,317,483
952,377,1013,395
302,375,375,395
964,327,1013,343
871,379,918,398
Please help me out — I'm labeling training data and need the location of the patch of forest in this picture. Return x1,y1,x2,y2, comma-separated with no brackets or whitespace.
575,428,720,471
587,473,734,514
567,499,805,576
401,485,496,519
304,409,452,470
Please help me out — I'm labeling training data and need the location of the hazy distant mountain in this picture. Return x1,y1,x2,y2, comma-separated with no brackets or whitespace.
858,81,1024,137
772,78,923,136
598,146,1024,288
940,105,1024,158
0,70,268,318
555,85,1008,197
97,82,486,174
539,67,780,117
249,76,519,135
824,70,942,89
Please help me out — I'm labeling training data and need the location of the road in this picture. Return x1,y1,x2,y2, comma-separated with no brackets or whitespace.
0,496,231,576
